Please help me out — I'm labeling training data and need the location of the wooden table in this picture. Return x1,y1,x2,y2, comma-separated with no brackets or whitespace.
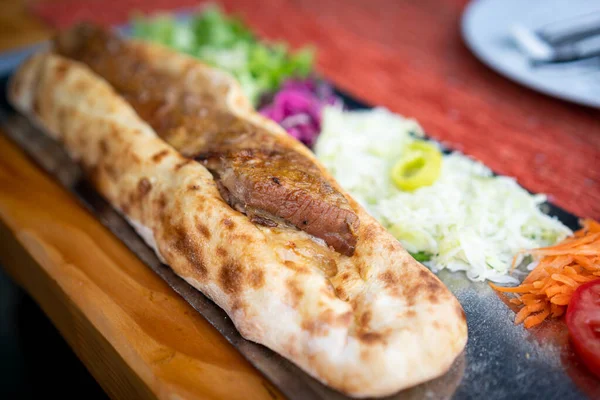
1,0,599,399
0,1,282,399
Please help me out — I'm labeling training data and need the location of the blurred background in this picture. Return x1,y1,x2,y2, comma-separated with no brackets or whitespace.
5,0,598,218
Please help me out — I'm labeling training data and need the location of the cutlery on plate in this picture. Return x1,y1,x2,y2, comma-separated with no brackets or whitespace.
511,11,600,63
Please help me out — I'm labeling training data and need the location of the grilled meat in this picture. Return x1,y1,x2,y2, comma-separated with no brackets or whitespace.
54,24,359,256
204,149,359,255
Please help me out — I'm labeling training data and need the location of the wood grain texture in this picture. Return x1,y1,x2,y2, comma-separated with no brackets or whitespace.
0,133,283,400
1,4,281,397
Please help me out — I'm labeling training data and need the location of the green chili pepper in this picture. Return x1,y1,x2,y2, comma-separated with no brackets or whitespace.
391,141,442,191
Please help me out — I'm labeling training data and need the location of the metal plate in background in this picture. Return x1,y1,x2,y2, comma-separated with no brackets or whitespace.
0,76,598,400
462,0,600,109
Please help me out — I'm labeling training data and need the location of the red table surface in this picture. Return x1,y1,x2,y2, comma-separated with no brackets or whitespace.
30,0,600,221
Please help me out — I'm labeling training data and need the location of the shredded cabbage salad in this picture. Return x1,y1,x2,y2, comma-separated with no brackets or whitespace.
131,8,572,283
315,107,571,283
130,5,314,106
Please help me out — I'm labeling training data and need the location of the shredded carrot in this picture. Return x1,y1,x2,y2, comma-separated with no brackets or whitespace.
532,280,544,289
524,307,551,329
550,294,572,305
491,218,600,328
489,283,535,293
550,303,564,318
581,219,600,233
545,284,572,298
551,273,578,287
519,293,539,303
514,306,533,325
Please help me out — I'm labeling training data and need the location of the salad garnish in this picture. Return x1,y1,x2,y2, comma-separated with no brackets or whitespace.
130,8,576,286
491,219,600,328
258,78,341,147
390,141,442,191
131,5,314,106
566,279,600,378
315,106,571,282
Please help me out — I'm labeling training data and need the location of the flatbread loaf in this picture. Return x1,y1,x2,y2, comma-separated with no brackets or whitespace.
8,43,467,397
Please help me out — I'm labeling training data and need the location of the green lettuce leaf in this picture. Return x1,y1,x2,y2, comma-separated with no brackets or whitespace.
130,5,314,105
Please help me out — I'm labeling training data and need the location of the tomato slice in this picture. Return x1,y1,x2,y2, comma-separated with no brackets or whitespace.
566,279,600,378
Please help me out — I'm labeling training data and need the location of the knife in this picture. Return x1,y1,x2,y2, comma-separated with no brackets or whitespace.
512,23,600,63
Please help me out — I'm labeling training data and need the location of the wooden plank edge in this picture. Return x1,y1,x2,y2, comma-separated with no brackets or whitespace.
0,133,283,400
